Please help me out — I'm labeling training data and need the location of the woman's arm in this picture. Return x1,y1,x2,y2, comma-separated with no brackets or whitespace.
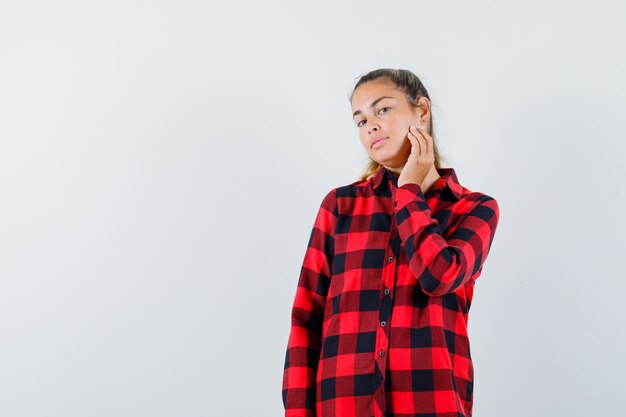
394,183,500,296
282,188,337,417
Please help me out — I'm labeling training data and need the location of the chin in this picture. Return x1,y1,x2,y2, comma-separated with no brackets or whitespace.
371,150,403,165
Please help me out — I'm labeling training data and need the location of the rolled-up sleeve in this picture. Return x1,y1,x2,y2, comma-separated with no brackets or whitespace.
394,183,500,296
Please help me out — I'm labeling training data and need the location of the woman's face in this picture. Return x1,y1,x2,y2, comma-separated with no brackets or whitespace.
351,79,428,170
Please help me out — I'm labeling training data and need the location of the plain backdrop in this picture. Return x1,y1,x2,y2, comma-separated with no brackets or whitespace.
1,1,625,416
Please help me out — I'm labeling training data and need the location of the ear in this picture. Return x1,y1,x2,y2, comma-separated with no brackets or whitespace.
416,97,431,121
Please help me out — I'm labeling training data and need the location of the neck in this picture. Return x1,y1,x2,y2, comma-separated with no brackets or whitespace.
385,163,440,192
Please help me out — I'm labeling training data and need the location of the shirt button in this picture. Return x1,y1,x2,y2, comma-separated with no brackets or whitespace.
381,321,386,327
394,201,397,207
388,256,394,262
384,289,390,294
379,350,385,357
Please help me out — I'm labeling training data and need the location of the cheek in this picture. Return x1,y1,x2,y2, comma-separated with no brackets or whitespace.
391,127,409,144
392,132,411,153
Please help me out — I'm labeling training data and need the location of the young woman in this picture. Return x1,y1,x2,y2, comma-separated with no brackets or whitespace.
282,68,500,417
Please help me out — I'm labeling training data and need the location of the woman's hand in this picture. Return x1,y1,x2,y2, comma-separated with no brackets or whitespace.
397,124,435,188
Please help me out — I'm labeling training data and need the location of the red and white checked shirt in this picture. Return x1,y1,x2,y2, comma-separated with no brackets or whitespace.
282,165,500,417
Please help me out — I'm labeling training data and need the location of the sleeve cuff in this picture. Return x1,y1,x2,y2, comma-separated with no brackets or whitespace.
394,183,426,212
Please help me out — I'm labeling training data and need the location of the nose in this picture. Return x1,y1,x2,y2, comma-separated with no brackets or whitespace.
366,120,380,133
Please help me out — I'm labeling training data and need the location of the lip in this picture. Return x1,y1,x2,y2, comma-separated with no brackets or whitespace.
371,137,388,149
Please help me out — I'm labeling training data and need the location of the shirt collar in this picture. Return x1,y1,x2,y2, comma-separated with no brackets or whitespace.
373,165,463,199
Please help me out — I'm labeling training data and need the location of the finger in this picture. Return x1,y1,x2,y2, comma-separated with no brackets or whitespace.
413,126,430,156
409,130,424,156
408,131,421,155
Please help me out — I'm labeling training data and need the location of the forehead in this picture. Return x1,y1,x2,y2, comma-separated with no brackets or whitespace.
351,79,401,110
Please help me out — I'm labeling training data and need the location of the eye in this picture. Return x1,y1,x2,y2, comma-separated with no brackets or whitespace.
356,107,391,128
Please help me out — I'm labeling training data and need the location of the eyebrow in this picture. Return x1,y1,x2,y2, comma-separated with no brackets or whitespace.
352,96,395,118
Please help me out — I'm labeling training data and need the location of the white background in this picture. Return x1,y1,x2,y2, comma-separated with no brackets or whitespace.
1,1,625,416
